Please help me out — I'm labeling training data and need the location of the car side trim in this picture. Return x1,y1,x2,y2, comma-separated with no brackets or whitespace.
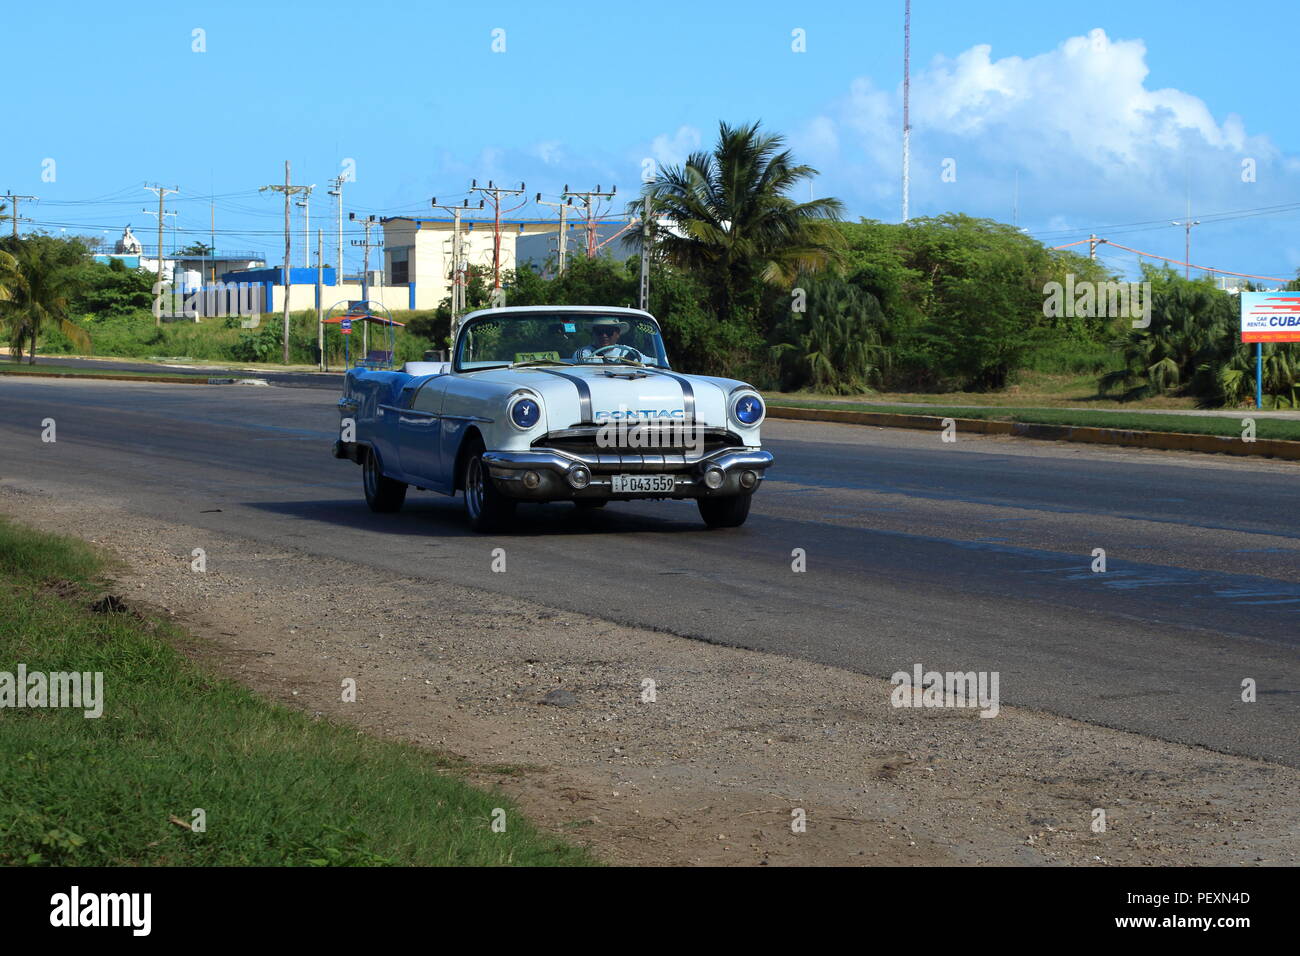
378,404,493,424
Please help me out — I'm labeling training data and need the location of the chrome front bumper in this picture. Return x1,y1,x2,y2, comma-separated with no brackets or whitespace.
481,446,774,500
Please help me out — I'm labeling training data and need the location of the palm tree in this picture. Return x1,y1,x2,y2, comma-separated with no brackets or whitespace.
0,236,91,363
770,272,889,394
1097,278,1300,407
629,121,845,320
0,249,20,351
1100,282,1233,400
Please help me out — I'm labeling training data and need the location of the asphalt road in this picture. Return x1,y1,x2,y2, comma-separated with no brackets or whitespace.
3,376,1297,765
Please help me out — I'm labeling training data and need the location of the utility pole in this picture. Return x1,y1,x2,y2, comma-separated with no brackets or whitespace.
638,194,653,312
470,179,527,288
260,161,312,363
902,0,911,223
2,192,37,239
327,175,346,278
316,229,325,372
1089,234,1098,260
1171,201,1201,280
349,213,381,355
563,185,617,258
294,184,315,266
349,213,381,298
210,198,217,282
535,191,572,276
295,199,308,265
433,197,483,340
143,184,179,326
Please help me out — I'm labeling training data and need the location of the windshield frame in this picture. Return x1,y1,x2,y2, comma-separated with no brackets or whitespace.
452,311,672,373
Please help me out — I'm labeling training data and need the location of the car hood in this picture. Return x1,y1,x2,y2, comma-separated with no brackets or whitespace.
467,365,737,430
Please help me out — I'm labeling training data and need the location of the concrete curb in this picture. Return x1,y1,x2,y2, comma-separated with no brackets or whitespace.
0,370,262,386
767,405,1300,462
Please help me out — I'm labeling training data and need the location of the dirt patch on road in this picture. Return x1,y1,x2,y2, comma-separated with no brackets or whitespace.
3,484,1295,866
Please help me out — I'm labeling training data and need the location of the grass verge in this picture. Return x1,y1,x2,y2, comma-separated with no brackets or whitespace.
767,399,1300,442
0,363,234,382
0,517,593,866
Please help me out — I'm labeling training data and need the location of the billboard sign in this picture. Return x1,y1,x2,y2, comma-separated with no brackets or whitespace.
1240,291,1300,343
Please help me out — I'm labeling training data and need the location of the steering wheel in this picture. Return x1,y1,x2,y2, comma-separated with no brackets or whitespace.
593,344,643,362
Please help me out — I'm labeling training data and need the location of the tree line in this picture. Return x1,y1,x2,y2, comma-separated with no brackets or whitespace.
4,121,1297,407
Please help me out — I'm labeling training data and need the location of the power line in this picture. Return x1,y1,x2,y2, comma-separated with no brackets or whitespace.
563,184,617,259
141,182,179,327
327,175,347,277
432,196,483,334
1032,199,1300,240
534,192,573,275
260,161,313,364
1054,235,1290,282
2,192,38,239
470,179,527,289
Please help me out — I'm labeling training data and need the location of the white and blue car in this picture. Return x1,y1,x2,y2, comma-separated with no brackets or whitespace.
333,305,772,530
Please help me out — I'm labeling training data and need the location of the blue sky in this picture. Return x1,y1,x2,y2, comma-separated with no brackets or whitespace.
7,0,1299,280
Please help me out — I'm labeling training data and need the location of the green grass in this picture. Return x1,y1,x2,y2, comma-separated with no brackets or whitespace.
40,309,439,367
768,399,1300,442
0,518,593,866
782,370,1205,410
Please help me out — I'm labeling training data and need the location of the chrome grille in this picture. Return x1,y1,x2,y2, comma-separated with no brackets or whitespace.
533,425,738,471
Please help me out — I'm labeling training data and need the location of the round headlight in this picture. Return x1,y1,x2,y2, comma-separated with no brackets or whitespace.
510,396,541,429
733,393,764,426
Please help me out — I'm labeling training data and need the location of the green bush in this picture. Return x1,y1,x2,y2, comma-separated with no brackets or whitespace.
831,215,1116,393
1098,268,1300,408
769,273,888,393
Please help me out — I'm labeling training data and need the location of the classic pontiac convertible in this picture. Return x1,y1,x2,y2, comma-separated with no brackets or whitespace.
333,306,772,530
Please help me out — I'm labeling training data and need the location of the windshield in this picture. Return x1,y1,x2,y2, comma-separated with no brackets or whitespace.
455,313,671,372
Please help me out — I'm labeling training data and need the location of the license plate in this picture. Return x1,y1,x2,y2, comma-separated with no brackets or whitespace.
610,474,676,494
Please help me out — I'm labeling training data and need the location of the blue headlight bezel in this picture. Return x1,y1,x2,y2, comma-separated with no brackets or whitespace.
508,394,542,430
732,391,765,427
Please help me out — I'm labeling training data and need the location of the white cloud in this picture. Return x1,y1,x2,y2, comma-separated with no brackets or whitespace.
649,125,702,169
807,28,1282,191
789,27,1298,276
531,140,565,166
908,28,1270,175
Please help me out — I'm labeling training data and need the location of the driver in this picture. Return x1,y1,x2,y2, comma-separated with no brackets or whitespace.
573,317,643,363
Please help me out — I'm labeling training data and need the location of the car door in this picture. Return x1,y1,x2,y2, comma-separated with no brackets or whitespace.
395,377,450,490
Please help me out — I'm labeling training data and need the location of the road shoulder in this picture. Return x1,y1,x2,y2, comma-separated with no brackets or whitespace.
2,484,1294,866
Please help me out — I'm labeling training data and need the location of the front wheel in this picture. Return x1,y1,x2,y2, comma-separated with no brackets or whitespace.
363,448,407,513
697,494,752,529
463,443,517,531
